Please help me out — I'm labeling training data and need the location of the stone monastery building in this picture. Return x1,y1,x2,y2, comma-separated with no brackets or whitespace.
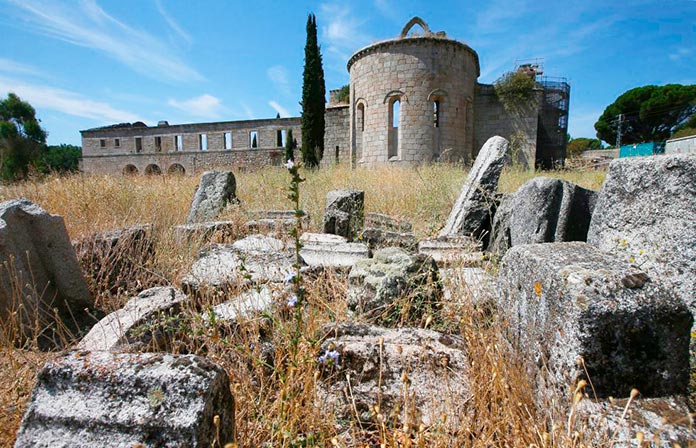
81,18,569,175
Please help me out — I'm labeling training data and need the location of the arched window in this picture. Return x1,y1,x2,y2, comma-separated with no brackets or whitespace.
388,97,400,159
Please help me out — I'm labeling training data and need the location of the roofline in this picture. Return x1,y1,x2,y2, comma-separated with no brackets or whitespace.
347,36,480,77
80,116,301,134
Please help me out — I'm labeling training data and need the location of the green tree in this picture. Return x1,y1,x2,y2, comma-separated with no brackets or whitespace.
594,84,696,145
494,71,536,111
284,128,296,162
300,13,326,168
40,144,82,173
566,137,601,157
335,84,349,103
0,93,47,180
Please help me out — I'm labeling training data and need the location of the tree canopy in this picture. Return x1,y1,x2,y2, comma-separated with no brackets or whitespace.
0,93,48,180
300,13,326,168
594,84,696,145
566,137,602,157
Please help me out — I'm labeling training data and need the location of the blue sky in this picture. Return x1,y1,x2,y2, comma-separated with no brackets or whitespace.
1,0,694,146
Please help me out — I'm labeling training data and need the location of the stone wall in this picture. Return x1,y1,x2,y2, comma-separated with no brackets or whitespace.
82,118,302,175
349,36,479,167
322,105,350,166
473,83,541,168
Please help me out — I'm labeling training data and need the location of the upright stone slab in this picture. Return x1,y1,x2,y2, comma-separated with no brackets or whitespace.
497,242,692,401
439,136,509,238
0,199,95,348
322,189,364,241
587,154,696,333
186,170,237,223
14,351,235,447
489,177,597,255
77,287,188,352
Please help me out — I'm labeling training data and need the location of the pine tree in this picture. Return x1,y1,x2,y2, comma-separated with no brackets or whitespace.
285,128,296,162
300,13,326,168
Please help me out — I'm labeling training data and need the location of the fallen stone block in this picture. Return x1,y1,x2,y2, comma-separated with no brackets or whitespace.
364,212,412,233
489,177,597,255
299,233,369,268
174,221,237,243
316,322,470,430
206,286,274,324
439,136,509,238
417,235,483,266
187,170,237,223
587,154,696,341
358,227,418,252
576,396,695,447
347,247,441,326
245,210,311,235
73,224,156,296
182,235,293,292
0,199,96,348
14,351,235,447
323,189,364,241
497,242,692,401
77,287,188,352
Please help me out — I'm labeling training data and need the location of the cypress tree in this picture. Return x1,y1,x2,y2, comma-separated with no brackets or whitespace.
285,128,295,162
300,13,326,168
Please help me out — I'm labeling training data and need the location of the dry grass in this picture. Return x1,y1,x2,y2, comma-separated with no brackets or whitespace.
0,164,631,447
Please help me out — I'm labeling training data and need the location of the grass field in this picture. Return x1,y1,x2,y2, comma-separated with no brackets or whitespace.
0,164,631,447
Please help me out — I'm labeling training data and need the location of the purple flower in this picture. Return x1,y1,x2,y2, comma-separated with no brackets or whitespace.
286,295,298,307
284,271,296,283
318,349,340,365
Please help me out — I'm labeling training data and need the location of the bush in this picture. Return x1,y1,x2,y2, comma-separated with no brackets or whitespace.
494,71,536,110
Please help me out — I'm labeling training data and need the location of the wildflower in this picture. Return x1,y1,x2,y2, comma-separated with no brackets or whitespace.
286,295,298,307
284,271,296,283
284,159,295,170
318,349,340,366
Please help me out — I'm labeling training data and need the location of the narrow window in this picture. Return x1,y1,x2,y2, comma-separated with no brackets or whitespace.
392,99,400,128
135,137,142,153
335,145,340,164
199,133,208,151
175,135,183,151
155,136,162,152
250,131,258,149
276,129,283,147
114,138,120,148
224,132,232,150
357,103,365,131
388,98,400,159
100,139,106,148
433,100,440,128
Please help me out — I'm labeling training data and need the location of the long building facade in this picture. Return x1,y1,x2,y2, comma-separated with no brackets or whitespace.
81,17,569,175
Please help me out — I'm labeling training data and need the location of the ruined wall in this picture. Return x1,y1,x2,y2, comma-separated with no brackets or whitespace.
473,83,541,169
349,34,479,167
322,105,350,166
82,118,301,175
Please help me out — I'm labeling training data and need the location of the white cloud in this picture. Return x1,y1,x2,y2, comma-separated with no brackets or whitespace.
0,75,143,123
6,0,203,83
154,0,193,45
267,65,291,96
268,101,290,118
168,94,225,119
0,58,48,78
669,47,693,61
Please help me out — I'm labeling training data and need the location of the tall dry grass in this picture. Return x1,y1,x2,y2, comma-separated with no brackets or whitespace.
0,164,628,447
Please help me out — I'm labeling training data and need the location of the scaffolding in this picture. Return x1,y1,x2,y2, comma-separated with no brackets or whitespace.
536,76,570,169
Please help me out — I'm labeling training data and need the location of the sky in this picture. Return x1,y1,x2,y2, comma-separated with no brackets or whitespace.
0,0,694,146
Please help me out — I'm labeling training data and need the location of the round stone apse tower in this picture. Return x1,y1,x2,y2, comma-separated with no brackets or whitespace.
348,17,480,166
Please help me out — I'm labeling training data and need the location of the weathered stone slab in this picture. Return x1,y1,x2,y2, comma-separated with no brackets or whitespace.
358,227,418,252
497,242,692,400
347,247,441,326
317,323,470,429
206,286,274,324
78,287,187,352
418,235,483,266
587,154,696,337
364,212,412,233
73,224,155,296
186,170,237,223
182,235,293,292
576,396,695,447
323,189,364,241
245,210,310,235
0,199,96,348
14,351,235,447
299,233,369,268
439,136,509,237
489,177,597,255
174,221,236,243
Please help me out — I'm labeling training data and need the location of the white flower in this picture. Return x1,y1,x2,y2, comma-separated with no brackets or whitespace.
284,159,295,170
